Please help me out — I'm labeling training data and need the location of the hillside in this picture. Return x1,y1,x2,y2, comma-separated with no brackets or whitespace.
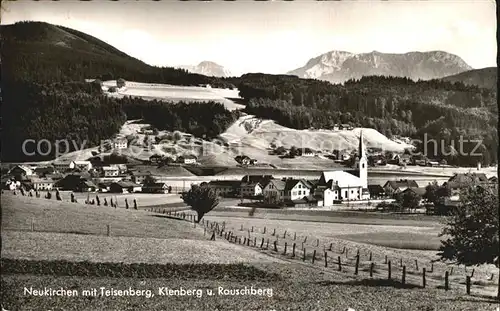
1,21,233,88
441,67,497,89
177,61,233,78
287,50,473,84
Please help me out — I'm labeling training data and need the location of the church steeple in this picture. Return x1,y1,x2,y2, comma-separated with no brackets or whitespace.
358,131,368,188
359,131,367,160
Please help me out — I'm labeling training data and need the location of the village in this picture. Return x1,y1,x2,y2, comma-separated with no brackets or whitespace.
3,134,496,214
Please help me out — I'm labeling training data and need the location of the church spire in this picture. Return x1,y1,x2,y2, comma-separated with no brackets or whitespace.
359,131,366,159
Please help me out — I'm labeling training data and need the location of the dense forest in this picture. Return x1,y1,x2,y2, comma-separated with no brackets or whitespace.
234,74,498,166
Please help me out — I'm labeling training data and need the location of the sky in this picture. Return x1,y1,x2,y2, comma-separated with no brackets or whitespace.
2,0,497,76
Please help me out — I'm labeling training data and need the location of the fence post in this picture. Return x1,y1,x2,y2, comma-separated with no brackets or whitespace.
316,239,319,247
450,267,454,276
354,255,360,275
240,224,243,231
324,252,328,268
384,255,388,264
273,240,278,252
312,250,316,264
253,237,256,247
247,238,250,246
243,237,247,245
263,226,266,234
266,239,269,249
466,276,471,295
470,268,475,278
422,268,426,288
303,248,306,262
210,232,216,241
329,243,333,251
388,261,392,280
370,262,374,277
337,256,342,271
345,248,349,258
292,243,296,257
444,271,449,290
283,230,287,239
402,266,406,285
430,263,434,273
260,238,264,248
106,224,110,237
283,242,287,255
369,251,372,261
414,259,419,271
272,228,276,236
251,226,253,232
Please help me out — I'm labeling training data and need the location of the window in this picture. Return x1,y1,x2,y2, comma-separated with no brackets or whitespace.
298,190,302,195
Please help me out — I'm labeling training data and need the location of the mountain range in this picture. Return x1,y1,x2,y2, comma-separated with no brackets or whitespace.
287,50,474,84
177,61,232,78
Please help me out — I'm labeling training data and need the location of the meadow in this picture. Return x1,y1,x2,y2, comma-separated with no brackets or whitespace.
2,193,498,310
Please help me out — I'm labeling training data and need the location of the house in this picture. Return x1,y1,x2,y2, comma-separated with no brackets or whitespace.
262,178,312,203
34,166,55,177
367,184,386,199
178,155,197,165
97,182,112,192
240,182,263,197
101,166,120,177
207,180,240,197
8,165,34,179
241,175,273,185
75,180,97,192
52,160,72,172
3,178,21,190
383,179,419,195
109,181,142,194
69,161,92,171
55,173,92,191
442,173,491,200
131,171,153,185
149,154,164,164
113,138,128,150
30,177,55,191
400,187,427,202
142,182,169,194
301,148,316,157
316,132,369,206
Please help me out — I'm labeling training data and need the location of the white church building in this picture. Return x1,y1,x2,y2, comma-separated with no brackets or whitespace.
315,132,370,206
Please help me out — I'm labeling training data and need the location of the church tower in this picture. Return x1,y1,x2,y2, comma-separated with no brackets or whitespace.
358,131,368,188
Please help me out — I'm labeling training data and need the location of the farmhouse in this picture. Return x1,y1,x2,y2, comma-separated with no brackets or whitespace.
8,165,34,178
113,138,128,150
75,180,97,192
178,155,197,165
30,177,55,191
241,175,273,185
367,184,386,199
315,133,370,206
101,166,120,177
301,148,316,157
51,160,72,172
207,180,240,197
131,171,153,185
240,182,263,197
142,182,169,194
33,166,55,177
69,161,92,171
383,179,419,194
262,178,312,203
442,173,491,200
109,181,142,194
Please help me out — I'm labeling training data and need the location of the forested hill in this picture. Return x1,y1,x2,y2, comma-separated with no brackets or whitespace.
232,74,498,166
1,21,234,88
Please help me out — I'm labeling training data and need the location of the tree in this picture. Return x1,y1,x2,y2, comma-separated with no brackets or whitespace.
117,78,126,88
181,184,219,223
396,190,421,212
424,181,449,205
46,191,52,199
438,185,499,298
56,190,62,201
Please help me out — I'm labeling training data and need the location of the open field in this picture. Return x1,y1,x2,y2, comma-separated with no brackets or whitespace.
102,80,245,111
2,195,498,309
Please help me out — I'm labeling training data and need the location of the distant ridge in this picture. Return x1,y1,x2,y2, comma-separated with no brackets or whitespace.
287,50,473,84
441,67,497,89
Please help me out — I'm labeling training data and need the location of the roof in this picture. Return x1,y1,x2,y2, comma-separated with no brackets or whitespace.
403,187,426,196
102,166,119,171
8,165,32,173
368,184,385,194
321,171,363,188
208,180,240,188
384,179,419,189
448,173,489,186
241,182,261,188
131,171,152,176
283,179,311,191
113,181,141,188
81,180,97,188
241,175,273,184
268,179,286,191
72,161,91,165
180,154,197,159
30,177,55,183
143,182,168,188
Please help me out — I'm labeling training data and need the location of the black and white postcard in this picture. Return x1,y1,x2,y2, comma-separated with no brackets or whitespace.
1,1,498,310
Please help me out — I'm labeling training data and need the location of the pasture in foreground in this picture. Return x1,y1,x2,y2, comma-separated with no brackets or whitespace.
1,195,498,310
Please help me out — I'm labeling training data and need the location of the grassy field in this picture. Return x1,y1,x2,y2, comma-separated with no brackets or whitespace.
2,194,498,310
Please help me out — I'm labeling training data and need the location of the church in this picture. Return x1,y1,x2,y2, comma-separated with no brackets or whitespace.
315,132,370,206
